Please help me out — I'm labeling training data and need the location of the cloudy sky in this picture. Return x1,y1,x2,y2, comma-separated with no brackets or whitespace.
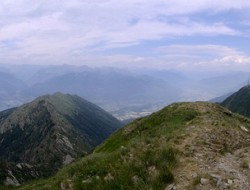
0,0,250,71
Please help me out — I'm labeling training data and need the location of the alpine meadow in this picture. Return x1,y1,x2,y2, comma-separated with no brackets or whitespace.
0,1,250,190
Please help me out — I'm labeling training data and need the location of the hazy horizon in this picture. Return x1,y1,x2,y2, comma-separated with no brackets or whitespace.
1,1,250,120
1,2,250,187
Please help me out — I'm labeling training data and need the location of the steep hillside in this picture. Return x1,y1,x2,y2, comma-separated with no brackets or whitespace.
15,102,250,190
0,93,121,185
221,86,250,117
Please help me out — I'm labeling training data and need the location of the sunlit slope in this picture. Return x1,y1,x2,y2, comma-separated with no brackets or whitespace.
15,102,250,190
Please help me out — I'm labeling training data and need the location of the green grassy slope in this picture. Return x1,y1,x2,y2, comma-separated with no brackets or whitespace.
221,86,250,117
5,102,250,190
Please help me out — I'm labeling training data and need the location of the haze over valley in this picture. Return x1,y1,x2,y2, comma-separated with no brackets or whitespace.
0,64,249,121
0,1,250,121
1,1,250,189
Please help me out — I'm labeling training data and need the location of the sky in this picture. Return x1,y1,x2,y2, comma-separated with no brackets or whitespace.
0,0,250,71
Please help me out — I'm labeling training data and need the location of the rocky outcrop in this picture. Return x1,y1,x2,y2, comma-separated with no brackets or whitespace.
0,93,121,185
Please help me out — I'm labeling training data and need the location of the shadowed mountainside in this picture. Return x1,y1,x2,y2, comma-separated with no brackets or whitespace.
0,93,121,185
221,86,250,118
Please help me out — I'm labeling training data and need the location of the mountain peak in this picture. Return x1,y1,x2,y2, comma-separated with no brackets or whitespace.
0,93,121,185
35,91,71,103
239,85,250,90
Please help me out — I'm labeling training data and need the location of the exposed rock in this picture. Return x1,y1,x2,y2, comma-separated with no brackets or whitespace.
4,177,20,186
165,183,175,190
24,163,32,169
148,165,158,177
63,154,74,165
210,174,221,179
61,135,73,149
216,178,223,188
96,176,100,180
104,173,114,181
227,179,233,185
82,179,91,184
240,125,249,133
16,163,22,169
216,153,249,189
200,178,209,185
217,179,227,190
131,175,140,184
191,173,197,178
4,170,20,186
120,145,126,150
60,179,73,190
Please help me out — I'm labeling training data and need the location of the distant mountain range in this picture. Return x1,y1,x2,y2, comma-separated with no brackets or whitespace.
0,93,121,185
0,65,184,118
22,70,181,106
0,64,249,120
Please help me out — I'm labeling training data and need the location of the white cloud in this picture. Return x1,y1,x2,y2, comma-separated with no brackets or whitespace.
156,45,242,57
0,0,249,67
214,55,250,66
154,45,250,71
50,45,250,71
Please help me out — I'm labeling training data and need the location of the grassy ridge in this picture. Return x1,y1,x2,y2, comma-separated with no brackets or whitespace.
2,102,250,189
15,103,198,190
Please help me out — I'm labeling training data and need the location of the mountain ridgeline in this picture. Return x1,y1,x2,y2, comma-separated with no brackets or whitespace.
14,102,250,190
0,64,250,122
0,93,121,185
221,86,250,117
